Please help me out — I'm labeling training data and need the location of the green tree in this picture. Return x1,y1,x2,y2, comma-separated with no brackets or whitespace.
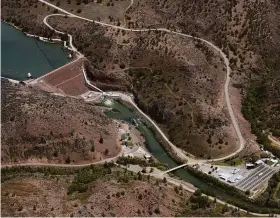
194,189,202,196
154,207,160,214
174,186,179,194
99,136,104,144
105,149,109,155
222,204,228,213
65,156,71,164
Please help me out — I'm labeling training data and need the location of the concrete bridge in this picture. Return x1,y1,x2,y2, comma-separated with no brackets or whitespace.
162,163,188,175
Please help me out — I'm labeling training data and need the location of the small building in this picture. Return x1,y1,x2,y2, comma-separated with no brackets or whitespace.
144,153,151,159
255,160,264,165
228,174,243,183
245,163,255,169
270,159,278,164
218,172,231,181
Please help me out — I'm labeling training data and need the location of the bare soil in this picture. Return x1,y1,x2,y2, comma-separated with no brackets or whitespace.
2,0,279,159
1,175,190,217
1,79,120,164
46,0,131,25
34,58,90,96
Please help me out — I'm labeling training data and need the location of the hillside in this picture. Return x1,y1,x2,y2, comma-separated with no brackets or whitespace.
1,0,280,159
47,8,239,159
125,0,280,154
1,79,120,164
1,164,246,217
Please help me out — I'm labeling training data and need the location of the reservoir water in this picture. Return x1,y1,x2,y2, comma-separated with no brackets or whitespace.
1,22,69,81
105,100,280,214
1,21,278,214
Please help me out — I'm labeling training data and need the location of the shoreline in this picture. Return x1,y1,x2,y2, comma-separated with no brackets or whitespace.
1,20,75,55
1,20,78,82
0,76,20,84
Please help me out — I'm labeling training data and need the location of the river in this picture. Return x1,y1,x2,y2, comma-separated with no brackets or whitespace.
1,21,277,214
1,22,69,81
105,100,279,214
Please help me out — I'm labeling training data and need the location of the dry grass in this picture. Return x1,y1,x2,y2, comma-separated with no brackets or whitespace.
46,0,131,24
1,80,120,164
1,175,191,217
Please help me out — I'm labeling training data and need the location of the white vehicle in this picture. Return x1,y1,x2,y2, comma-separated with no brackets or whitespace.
258,172,264,177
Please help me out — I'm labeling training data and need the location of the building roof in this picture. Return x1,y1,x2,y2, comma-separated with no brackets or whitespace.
255,160,264,165
270,159,278,163
218,172,231,180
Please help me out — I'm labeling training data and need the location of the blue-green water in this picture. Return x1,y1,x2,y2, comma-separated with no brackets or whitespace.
105,100,279,213
1,22,69,80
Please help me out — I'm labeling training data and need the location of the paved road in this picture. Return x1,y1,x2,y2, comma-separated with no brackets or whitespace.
3,3,278,215
120,164,277,217
38,0,246,163
43,14,82,57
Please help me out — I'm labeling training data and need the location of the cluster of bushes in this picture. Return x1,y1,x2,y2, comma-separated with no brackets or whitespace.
1,163,114,182
179,189,236,217
256,172,280,208
189,190,210,209
67,164,113,195
1,165,77,183
242,80,280,158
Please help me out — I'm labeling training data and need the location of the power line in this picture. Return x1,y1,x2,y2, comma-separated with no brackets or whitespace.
33,37,55,70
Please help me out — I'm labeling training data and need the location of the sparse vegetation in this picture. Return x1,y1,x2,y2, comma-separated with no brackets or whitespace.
242,79,280,158
1,164,193,216
1,80,119,165
116,156,167,171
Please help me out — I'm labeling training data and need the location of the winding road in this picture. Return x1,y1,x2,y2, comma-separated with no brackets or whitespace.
6,0,246,171
2,1,247,174
2,3,277,214
38,0,245,163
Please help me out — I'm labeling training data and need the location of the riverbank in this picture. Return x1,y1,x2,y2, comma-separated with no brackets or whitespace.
1,21,70,81
2,20,74,54
2,5,278,215
103,100,280,215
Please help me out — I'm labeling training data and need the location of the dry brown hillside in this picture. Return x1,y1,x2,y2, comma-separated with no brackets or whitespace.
2,0,279,158
1,79,120,164
125,0,280,147
1,165,247,217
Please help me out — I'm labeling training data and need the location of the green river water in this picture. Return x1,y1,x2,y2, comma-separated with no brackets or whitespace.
1,22,69,80
1,21,277,213
105,100,279,213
